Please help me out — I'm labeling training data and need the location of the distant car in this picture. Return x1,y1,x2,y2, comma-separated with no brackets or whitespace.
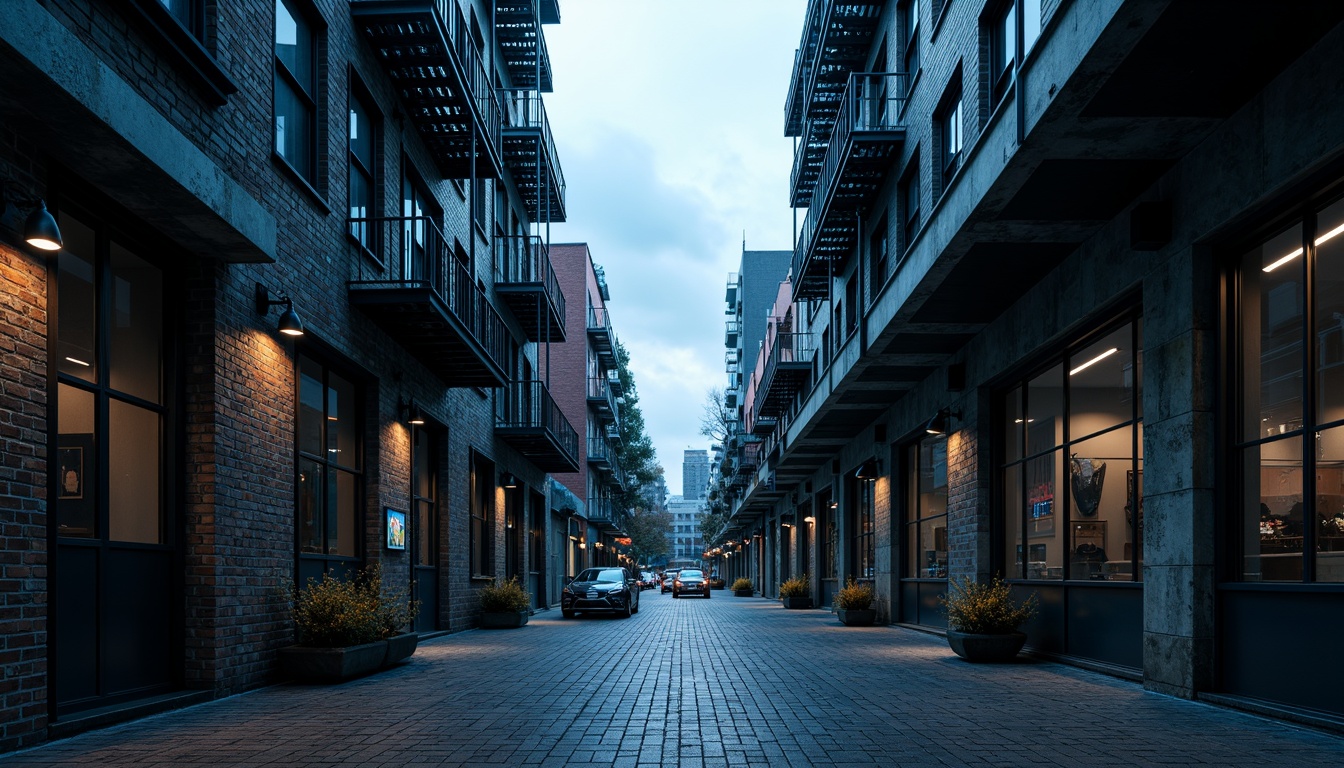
561,567,640,619
672,569,711,599
660,569,680,593
639,571,656,590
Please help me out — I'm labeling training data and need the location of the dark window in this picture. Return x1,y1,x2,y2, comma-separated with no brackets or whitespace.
158,0,203,40
471,453,495,577
905,436,949,578
296,354,362,561
845,277,858,337
1000,318,1143,582
902,0,920,77
871,213,889,293
850,476,875,581
901,159,921,255
990,2,1016,106
348,85,378,254
1233,197,1344,583
274,0,317,183
401,167,440,282
818,489,837,580
938,86,963,193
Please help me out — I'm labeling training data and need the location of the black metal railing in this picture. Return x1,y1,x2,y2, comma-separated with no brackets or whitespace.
587,305,616,357
495,234,565,320
499,89,566,202
348,214,509,372
587,375,619,425
494,379,579,460
754,331,815,422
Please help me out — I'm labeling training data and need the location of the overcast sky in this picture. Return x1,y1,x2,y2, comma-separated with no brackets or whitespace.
545,1,808,496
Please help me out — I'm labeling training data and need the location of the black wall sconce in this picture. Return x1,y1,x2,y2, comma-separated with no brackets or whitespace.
854,458,882,481
399,397,425,426
1,181,63,251
500,472,519,489
925,408,961,436
255,282,305,336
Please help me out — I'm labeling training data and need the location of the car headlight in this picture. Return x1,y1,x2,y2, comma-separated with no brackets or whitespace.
607,584,625,593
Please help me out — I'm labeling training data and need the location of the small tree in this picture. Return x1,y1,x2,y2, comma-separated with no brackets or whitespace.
624,507,673,568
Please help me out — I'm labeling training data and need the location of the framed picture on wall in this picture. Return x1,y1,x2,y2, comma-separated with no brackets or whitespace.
58,443,85,499
56,433,95,538
386,508,407,551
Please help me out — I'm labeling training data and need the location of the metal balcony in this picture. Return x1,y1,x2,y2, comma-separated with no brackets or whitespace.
586,496,624,533
587,305,616,365
725,272,739,305
494,235,565,341
606,368,625,398
587,434,613,472
753,331,814,421
725,319,740,347
494,1,554,92
499,90,566,222
792,72,909,301
350,0,502,180
725,348,740,373
785,0,886,206
587,375,619,426
494,379,580,472
347,216,509,387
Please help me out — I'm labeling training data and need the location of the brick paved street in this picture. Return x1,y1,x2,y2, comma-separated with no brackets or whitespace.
5,593,1343,767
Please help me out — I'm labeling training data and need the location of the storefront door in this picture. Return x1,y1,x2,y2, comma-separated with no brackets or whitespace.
411,426,438,631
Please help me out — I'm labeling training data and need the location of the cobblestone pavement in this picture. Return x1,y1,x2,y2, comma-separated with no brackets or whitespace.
6,592,1344,767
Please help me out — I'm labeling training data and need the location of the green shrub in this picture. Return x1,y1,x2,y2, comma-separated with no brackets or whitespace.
731,577,753,592
778,574,810,598
479,575,531,612
290,562,416,647
939,576,1038,634
833,578,873,610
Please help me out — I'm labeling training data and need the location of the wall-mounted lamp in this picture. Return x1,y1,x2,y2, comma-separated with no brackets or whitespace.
829,500,838,510
255,282,305,336
595,541,604,549
925,408,961,436
803,515,816,524
1,182,63,251
854,458,882,481
399,397,426,426
500,471,519,489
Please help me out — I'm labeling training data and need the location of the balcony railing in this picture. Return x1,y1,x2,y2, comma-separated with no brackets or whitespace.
494,379,580,472
347,215,509,387
587,375,619,426
350,0,502,179
499,89,566,222
587,434,614,471
725,319,740,347
792,72,909,301
494,1,554,92
586,496,625,532
606,368,625,398
754,331,815,421
494,234,565,341
725,272,740,305
587,305,616,363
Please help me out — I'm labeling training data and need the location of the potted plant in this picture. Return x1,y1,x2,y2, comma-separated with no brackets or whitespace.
833,578,875,626
778,574,812,609
478,576,531,628
280,562,419,683
731,577,754,597
939,576,1038,662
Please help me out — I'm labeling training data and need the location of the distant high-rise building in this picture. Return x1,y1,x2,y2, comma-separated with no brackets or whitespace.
683,449,710,500
666,495,707,560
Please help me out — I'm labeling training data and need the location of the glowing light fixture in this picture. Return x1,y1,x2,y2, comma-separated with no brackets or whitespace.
1262,221,1344,272
255,282,305,337
1069,348,1118,376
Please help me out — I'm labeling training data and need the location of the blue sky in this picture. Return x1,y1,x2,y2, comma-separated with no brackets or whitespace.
545,1,808,495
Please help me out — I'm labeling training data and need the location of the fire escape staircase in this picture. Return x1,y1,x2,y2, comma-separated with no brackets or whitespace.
494,379,581,472
494,235,566,341
350,0,503,180
499,89,567,223
494,1,556,92
347,215,509,387
752,330,814,425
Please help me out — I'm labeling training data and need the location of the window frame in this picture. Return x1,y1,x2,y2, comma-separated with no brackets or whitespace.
902,0,921,79
347,78,381,261
900,156,921,259
470,452,496,578
937,83,964,194
273,0,320,187
294,353,364,565
905,434,950,580
849,475,876,583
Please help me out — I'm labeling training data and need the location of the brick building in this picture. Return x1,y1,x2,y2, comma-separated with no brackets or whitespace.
0,0,597,751
726,0,1344,728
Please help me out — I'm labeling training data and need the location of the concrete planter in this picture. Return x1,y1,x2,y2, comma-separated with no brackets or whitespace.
279,641,389,683
946,630,1027,662
781,596,813,609
480,610,529,629
384,632,419,665
837,608,876,626
733,589,754,597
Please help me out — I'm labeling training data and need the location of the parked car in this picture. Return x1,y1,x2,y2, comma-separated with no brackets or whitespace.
639,571,656,590
561,567,640,619
660,569,680,593
672,569,711,599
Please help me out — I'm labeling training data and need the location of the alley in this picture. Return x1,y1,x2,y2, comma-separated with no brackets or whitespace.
4,593,1343,767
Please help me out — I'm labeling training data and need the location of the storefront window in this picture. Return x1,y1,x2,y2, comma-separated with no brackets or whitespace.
1001,318,1143,581
1236,198,1344,582
905,435,948,578
296,354,361,560
850,476,875,581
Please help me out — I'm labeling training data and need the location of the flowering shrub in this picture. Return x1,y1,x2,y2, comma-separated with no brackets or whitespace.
731,578,753,592
290,562,416,647
778,574,810,598
940,576,1038,634
833,578,873,611
479,576,531,612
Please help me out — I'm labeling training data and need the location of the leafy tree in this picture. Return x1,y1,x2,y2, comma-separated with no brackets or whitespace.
699,387,738,545
612,341,660,512
624,507,672,568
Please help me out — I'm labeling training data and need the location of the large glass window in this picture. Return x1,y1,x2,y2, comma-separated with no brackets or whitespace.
296,355,361,560
158,0,203,41
850,476,875,581
818,488,837,581
274,0,316,183
1236,198,1344,582
1001,318,1143,582
901,158,920,256
902,0,920,78
989,1,1016,106
938,88,963,193
471,453,495,577
348,86,378,254
906,435,949,578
